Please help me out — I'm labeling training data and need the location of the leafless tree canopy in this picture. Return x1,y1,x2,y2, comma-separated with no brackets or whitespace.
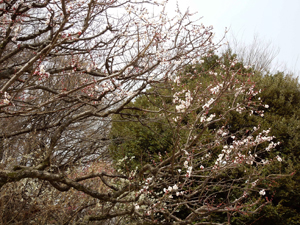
226,34,280,74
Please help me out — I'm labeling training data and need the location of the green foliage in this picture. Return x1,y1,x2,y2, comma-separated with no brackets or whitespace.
110,93,174,171
109,52,300,224
237,72,300,225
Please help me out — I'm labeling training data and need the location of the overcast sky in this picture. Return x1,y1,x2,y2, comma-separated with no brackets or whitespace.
164,0,300,75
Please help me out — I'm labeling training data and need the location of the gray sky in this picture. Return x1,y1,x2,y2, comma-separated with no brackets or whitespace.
165,0,300,75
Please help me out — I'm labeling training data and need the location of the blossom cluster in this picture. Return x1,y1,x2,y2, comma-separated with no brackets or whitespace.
173,90,193,113
2,92,11,105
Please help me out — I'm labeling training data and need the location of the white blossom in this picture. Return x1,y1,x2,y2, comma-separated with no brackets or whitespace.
276,155,283,162
187,166,192,177
134,204,140,210
184,161,188,168
259,189,266,196
40,65,46,74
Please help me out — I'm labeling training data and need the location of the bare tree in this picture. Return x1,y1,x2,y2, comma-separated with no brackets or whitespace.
226,34,280,74
0,0,284,224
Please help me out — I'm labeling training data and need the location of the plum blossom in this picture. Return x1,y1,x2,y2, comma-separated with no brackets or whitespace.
40,65,46,74
202,97,215,109
242,191,248,198
259,189,266,196
206,113,215,122
187,166,192,177
134,203,140,210
210,83,223,94
183,150,189,155
4,92,10,100
261,159,269,165
252,179,259,187
174,90,193,113
2,92,11,104
200,116,206,122
174,76,180,84
184,161,188,168
276,155,283,162
173,184,178,190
